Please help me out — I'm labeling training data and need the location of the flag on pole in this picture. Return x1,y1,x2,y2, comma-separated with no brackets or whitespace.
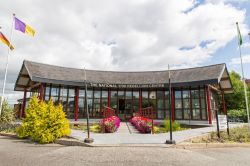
0,32,14,50
14,17,35,36
236,22,243,45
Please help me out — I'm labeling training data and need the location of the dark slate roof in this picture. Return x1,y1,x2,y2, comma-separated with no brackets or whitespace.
246,79,250,85
15,60,233,92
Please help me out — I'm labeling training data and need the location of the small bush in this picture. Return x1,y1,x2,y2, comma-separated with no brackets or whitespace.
163,119,181,132
16,96,70,144
228,109,248,122
0,98,15,132
90,124,102,133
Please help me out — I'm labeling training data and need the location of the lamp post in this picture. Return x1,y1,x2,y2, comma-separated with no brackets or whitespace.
165,64,176,144
83,68,94,143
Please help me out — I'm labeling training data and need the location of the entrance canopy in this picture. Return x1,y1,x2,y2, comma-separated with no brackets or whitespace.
14,60,233,93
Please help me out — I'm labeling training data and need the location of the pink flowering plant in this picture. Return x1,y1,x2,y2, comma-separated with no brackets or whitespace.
99,116,120,133
130,116,152,133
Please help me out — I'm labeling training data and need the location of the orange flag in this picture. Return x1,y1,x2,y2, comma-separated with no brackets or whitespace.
0,32,14,50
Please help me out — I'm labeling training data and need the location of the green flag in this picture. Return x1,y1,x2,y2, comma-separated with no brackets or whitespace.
236,22,243,45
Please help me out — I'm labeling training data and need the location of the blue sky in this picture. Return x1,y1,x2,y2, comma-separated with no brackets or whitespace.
206,0,250,78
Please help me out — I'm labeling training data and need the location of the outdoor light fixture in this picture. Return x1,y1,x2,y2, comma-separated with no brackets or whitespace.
165,64,176,144
83,68,94,143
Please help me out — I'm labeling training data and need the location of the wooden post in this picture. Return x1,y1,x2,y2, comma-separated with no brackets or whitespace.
74,87,79,121
108,89,111,107
21,89,27,118
221,90,230,135
139,89,142,115
206,86,212,124
38,84,44,101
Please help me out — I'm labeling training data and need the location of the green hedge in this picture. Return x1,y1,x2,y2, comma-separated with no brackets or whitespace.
228,109,248,122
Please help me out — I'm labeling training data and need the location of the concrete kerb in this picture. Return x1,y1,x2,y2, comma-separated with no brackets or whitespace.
174,142,250,149
0,132,19,139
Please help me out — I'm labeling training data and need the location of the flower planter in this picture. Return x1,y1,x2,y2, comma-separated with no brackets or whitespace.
130,116,152,133
99,116,121,133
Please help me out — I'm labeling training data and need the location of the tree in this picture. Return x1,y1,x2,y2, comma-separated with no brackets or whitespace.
225,71,250,110
0,97,15,131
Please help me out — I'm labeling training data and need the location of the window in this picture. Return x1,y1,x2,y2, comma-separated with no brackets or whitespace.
61,87,68,114
142,91,149,108
45,84,51,101
157,91,164,119
191,90,201,120
165,91,170,118
51,86,59,103
86,90,93,117
93,90,101,117
175,90,183,119
67,88,75,119
78,89,85,118
132,91,139,113
101,90,108,111
111,90,118,109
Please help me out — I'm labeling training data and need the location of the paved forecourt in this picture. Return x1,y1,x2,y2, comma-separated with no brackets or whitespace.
70,122,244,145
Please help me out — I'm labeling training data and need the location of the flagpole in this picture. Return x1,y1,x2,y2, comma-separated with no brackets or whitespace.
236,22,250,130
0,14,15,116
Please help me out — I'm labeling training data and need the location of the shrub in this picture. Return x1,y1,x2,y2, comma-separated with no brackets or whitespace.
228,109,248,122
99,116,120,133
0,98,15,132
16,96,70,143
90,124,102,133
163,119,181,132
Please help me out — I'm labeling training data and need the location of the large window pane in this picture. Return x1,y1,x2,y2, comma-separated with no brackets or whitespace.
175,109,182,119
175,91,182,98
157,99,164,109
175,99,182,109
192,109,200,120
184,109,191,119
126,91,132,99
94,90,101,98
182,90,189,98
149,91,156,99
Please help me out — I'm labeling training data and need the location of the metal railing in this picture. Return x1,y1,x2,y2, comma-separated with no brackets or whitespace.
102,106,116,118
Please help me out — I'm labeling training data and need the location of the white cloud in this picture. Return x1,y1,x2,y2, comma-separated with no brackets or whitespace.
230,54,250,64
0,0,248,104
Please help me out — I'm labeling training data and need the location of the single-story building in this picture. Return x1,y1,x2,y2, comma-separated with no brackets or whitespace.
246,79,250,85
14,60,233,125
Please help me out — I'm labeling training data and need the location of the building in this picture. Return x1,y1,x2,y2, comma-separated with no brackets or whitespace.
14,60,233,125
246,79,250,85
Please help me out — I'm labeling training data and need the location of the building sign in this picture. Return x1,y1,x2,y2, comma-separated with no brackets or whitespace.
218,115,227,130
89,83,166,88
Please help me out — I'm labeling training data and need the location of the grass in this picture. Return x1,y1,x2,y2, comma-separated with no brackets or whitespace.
191,125,250,143
70,123,102,133
153,123,189,134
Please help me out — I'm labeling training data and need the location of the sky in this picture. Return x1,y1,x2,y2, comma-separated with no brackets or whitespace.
0,0,250,104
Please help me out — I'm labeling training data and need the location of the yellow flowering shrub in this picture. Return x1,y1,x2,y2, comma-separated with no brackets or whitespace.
16,96,70,144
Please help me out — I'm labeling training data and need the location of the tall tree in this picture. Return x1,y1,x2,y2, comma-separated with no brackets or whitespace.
225,71,250,110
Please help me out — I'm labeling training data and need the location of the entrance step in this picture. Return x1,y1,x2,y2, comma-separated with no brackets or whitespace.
117,122,139,134
126,122,140,134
